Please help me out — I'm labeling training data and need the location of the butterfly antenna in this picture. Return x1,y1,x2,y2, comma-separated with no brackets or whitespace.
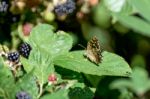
78,44,86,49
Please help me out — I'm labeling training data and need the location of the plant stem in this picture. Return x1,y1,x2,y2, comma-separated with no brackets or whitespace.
37,83,43,98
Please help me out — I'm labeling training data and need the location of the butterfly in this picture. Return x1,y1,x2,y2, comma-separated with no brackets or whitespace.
84,36,102,65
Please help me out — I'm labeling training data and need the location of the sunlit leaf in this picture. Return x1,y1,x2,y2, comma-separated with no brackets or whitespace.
104,0,126,12
29,24,73,57
54,51,132,77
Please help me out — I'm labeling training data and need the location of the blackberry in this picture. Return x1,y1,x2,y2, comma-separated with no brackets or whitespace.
54,0,76,16
7,52,20,62
18,42,32,58
0,0,9,13
16,91,31,99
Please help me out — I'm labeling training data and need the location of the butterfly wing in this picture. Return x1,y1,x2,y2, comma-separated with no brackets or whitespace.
86,36,102,64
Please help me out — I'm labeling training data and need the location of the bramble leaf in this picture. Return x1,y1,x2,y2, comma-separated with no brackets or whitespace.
54,51,132,77
21,48,54,84
41,89,69,99
29,24,73,58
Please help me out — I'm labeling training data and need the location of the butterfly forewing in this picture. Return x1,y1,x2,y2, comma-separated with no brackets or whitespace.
85,36,102,65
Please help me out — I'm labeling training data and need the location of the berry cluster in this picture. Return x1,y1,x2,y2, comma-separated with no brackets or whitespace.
7,52,20,62
54,0,76,16
18,42,32,58
16,91,31,99
7,42,31,63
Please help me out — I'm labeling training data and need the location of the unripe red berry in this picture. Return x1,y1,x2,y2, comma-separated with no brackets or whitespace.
48,74,57,85
22,23,33,36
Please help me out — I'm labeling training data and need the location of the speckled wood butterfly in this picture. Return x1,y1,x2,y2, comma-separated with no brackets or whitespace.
84,36,102,65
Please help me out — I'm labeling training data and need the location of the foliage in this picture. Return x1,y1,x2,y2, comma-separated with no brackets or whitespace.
0,24,132,98
111,67,150,98
0,0,150,98
107,0,150,37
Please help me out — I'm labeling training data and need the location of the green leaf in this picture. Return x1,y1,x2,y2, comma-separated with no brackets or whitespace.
71,82,96,93
110,79,132,90
129,0,150,22
21,48,54,84
41,89,69,99
16,71,38,99
84,75,102,87
29,24,73,57
68,87,94,99
54,50,132,77
114,14,150,37
104,0,126,12
111,67,150,95
131,67,150,95
0,57,4,69
21,24,73,96
0,58,15,99
120,1,135,15
55,66,84,82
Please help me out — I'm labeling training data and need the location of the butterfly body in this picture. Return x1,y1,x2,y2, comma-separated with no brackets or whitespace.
84,36,102,65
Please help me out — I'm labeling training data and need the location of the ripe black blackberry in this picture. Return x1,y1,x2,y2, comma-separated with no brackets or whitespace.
18,42,32,58
7,52,20,62
16,91,31,99
54,0,76,16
